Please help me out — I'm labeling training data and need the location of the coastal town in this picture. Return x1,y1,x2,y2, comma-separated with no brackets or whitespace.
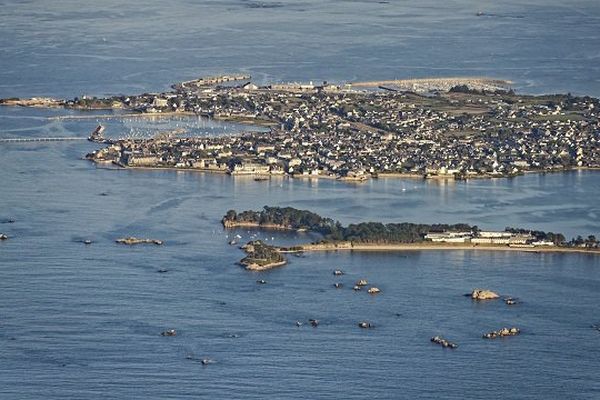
4,74,596,181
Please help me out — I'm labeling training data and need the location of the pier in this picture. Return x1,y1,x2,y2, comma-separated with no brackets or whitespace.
0,137,87,143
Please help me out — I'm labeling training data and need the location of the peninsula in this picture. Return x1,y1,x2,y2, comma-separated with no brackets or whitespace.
223,206,600,269
2,74,599,181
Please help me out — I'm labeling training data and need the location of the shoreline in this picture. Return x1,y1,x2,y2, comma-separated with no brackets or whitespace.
49,111,197,121
223,221,298,231
241,260,287,271
296,242,600,255
96,162,600,182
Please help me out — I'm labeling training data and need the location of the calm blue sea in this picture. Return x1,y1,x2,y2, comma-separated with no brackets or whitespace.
1,1,600,399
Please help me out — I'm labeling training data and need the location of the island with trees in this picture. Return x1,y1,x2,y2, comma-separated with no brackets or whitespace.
239,240,287,271
223,206,600,270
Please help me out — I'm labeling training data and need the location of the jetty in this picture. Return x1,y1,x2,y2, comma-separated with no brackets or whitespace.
0,137,87,143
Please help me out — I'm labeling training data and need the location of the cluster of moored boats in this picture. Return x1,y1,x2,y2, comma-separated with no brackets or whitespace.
161,329,215,365
333,270,382,294
284,269,382,330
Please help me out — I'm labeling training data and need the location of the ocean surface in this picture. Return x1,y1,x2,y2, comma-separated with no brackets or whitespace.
1,1,600,399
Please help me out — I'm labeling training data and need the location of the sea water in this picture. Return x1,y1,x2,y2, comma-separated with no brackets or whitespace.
1,1,600,398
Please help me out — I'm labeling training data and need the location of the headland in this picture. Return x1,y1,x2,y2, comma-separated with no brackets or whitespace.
1,74,598,182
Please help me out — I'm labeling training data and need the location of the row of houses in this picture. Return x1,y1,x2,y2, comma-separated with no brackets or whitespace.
424,231,555,246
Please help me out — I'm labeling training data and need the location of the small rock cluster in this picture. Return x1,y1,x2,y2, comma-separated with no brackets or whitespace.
116,237,163,245
430,336,458,349
483,327,520,339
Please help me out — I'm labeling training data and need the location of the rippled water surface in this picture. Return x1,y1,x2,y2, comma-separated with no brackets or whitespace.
1,1,600,399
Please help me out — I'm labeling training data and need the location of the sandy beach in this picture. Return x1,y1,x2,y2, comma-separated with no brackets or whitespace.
298,242,600,255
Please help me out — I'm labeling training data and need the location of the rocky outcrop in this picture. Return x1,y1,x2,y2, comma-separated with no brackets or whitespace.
431,336,458,349
483,327,520,339
116,237,163,245
239,240,287,271
471,289,499,300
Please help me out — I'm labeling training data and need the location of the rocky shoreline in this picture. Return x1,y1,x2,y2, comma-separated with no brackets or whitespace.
222,220,296,231
238,241,287,271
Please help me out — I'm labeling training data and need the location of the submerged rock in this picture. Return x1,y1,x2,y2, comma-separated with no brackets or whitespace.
430,336,458,349
471,289,499,300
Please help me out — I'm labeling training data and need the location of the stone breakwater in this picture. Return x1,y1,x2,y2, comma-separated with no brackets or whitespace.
351,77,512,92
